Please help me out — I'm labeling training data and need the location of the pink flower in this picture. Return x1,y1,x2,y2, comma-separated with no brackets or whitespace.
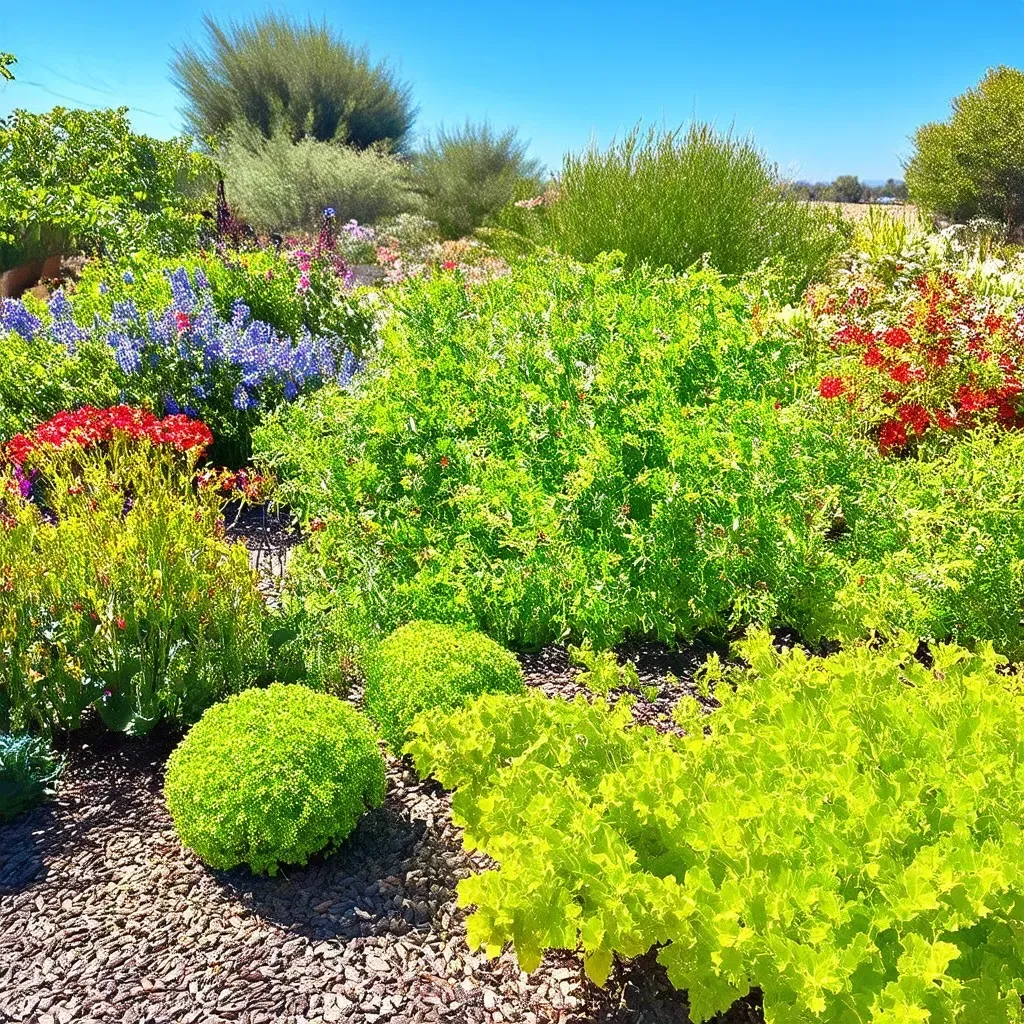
442,260,457,271
298,274,310,293
175,312,190,333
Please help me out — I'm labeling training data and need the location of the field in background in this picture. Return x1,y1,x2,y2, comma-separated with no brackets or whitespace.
813,201,924,226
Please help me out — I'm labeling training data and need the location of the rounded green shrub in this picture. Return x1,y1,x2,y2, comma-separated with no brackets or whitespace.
364,621,526,750
164,684,386,874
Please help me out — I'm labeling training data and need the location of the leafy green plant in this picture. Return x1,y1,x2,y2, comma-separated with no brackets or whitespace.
409,631,1024,1023
567,642,640,695
0,329,119,442
255,252,850,666
0,106,215,270
171,13,415,150
217,126,419,234
413,121,542,239
363,620,525,750
0,732,62,820
0,415,268,734
165,683,386,874
539,123,847,298
907,66,1024,234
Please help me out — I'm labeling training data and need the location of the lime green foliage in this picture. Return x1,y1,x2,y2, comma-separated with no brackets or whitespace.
567,642,640,695
364,621,525,749
0,732,62,821
0,106,215,270
0,53,16,81
165,683,386,874
413,121,543,239
171,13,414,151
0,441,268,734
254,252,853,667
0,331,119,441
538,124,848,298
907,67,1024,233
218,127,419,234
409,631,1024,1022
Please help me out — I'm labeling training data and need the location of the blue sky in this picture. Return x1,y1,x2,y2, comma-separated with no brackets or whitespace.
3,0,1022,181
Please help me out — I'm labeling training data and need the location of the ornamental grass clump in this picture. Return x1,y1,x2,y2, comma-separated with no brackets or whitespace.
409,631,1024,1023
364,621,525,751
165,684,386,874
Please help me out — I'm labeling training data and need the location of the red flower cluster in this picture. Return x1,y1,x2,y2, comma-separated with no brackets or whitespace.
6,406,213,465
811,270,1024,454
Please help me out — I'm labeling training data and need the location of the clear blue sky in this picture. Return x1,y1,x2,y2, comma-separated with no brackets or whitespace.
3,0,1022,181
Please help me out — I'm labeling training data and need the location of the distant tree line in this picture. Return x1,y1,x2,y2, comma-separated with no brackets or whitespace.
788,176,908,203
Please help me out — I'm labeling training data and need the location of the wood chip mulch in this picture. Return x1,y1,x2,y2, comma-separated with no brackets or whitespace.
1,645,763,1024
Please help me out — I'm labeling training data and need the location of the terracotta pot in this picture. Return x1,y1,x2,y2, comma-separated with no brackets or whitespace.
0,259,43,299
41,254,63,280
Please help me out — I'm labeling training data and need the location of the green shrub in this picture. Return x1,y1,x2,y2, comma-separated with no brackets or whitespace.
0,106,215,269
409,631,1024,1023
413,121,543,239
0,330,119,442
254,252,846,669
541,123,846,298
171,13,415,150
218,126,419,234
165,683,386,874
0,732,62,820
0,418,269,734
907,67,1024,234
364,621,525,749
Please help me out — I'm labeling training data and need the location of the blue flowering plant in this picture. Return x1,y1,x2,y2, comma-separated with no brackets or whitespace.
1,268,358,463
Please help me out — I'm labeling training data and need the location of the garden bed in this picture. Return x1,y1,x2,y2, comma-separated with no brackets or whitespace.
0,646,759,1024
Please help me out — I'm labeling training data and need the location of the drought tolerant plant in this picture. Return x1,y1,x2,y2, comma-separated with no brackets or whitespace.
255,252,847,668
413,121,543,239
409,631,1024,1023
363,620,525,750
218,126,419,234
171,14,415,150
907,66,1024,235
538,123,847,298
0,106,215,269
165,683,387,874
0,408,268,733
0,732,62,821
2,269,358,463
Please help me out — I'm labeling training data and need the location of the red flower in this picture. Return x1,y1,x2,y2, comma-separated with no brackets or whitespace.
309,518,326,533
439,455,450,469
175,312,191,333
818,376,846,399
442,260,457,271
883,326,912,349
935,410,959,431
862,345,885,368
115,617,126,630
955,385,990,414
896,402,930,436
878,419,908,454
888,363,925,386
985,314,1004,335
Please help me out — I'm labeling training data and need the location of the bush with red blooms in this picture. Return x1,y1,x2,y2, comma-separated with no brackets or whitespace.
807,270,1024,453
5,406,213,467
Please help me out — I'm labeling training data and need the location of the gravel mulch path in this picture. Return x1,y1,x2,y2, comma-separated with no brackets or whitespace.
0,646,762,1024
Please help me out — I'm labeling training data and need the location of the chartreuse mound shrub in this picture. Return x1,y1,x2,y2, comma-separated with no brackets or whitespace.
408,630,1024,1023
364,621,525,750
165,684,386,874
0,733,63,821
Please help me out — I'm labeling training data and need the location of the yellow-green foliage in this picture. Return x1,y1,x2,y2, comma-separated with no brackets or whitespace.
409,631,1024,1023
0,438,268,734
165,683,386,874
364,621,525,750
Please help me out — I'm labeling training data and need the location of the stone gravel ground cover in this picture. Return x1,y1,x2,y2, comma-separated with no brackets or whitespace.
0,646,763,1024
